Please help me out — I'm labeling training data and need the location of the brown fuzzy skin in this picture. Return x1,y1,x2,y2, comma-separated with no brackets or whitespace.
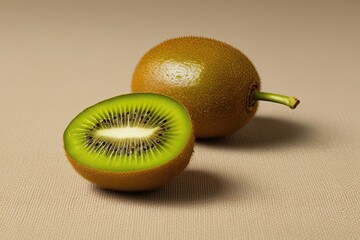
66,131,195,191
132,36,261,138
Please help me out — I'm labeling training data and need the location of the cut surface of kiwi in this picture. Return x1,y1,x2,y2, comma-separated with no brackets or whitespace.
64,93,194,191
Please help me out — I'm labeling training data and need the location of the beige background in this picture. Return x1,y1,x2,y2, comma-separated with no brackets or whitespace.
1,0,359,239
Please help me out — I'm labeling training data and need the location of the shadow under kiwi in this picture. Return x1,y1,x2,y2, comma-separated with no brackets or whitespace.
197,116,314,149
90,169,240,206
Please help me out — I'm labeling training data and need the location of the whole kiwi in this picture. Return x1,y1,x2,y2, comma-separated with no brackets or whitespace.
132,36,299,138
64,93,194,191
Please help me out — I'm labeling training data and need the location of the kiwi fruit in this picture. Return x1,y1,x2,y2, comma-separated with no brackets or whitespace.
63,93,194,191
132,36,300,138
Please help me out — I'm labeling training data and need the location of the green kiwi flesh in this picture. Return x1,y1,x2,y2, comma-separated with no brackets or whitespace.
63,93,194,190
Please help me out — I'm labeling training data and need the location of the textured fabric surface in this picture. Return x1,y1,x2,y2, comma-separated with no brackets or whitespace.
1,1,359,239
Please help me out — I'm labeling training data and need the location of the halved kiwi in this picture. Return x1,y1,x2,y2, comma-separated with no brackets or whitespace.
63,93,194,191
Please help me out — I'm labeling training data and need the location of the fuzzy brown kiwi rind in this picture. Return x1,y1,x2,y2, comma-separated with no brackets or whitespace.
132,36,299,138
131,36,262,138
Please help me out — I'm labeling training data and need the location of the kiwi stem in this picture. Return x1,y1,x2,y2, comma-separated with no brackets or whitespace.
252,90,300,109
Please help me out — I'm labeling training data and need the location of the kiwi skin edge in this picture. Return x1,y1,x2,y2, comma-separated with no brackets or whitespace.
65,129,195,192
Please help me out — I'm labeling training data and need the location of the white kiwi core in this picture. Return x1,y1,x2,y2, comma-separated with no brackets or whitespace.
95,127,159,139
